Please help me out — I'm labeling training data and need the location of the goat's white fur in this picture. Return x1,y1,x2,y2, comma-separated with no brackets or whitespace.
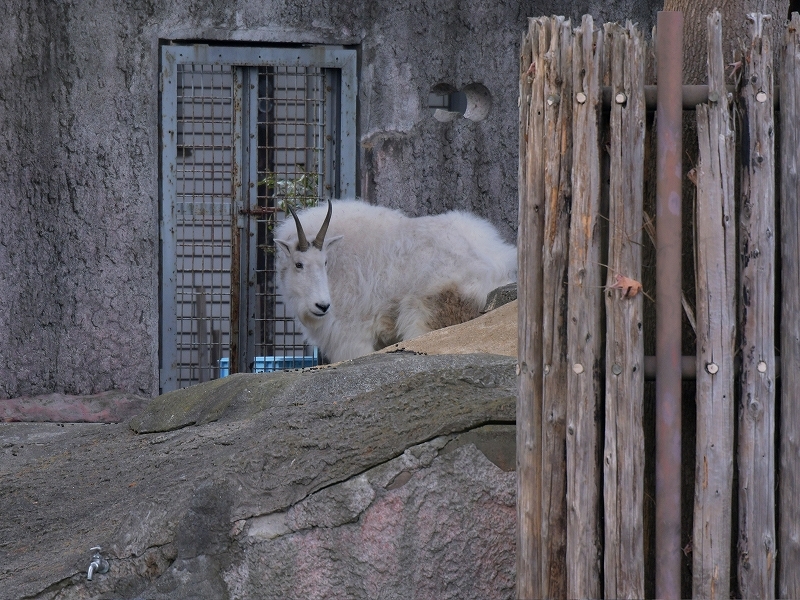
274,199,517,363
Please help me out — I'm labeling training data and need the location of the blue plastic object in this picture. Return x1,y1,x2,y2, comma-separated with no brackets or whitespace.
218,354,318,377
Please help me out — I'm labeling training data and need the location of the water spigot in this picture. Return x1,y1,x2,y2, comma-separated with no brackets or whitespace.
87,546,109,581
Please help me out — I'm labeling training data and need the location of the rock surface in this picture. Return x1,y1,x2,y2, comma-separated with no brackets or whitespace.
380,299,517,358
0,352,517,599
0,389,150,423
482,283,518,313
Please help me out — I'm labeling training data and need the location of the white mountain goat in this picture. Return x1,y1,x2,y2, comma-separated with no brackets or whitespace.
273,199,517,363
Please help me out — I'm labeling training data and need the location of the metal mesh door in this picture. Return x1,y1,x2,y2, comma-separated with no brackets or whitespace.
251,66,325,365
160,45,356,392
172,63,233,387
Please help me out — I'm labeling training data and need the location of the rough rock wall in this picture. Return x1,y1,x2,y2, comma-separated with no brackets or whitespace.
0,353,518,599
0,0,658,399
361,0,658,230
0,1,160,399
226,436,516,600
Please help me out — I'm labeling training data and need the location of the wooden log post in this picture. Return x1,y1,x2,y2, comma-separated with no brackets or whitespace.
540,16,573,600
602,21,646,600
566,14,604,599
779,12,800,599
517,17,546,600
738,13,777,599
692,11,737,599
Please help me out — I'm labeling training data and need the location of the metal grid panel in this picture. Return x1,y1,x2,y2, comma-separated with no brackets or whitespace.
160,45,357,392
170,64,325,388
174,64,234,386
253,66,326,361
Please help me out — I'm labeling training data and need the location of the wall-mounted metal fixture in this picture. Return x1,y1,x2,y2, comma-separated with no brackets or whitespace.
87,547,109,581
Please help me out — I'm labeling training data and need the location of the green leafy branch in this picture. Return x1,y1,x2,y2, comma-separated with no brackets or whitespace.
258,169,321,255
259,169,320,213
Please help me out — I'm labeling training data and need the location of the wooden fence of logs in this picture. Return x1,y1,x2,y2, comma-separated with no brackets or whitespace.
517,11,800,599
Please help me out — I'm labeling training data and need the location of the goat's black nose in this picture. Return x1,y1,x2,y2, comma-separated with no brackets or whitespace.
315,302,330,314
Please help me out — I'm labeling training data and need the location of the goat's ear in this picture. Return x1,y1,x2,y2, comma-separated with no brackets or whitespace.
324,235,343,250
274,239,292,256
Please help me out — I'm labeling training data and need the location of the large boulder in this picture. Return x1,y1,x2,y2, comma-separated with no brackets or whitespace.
0,352,517,599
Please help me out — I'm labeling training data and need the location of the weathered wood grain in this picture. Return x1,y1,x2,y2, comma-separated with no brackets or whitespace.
516,17,545,600
738,13,777,600
537,17,572,598
540,16,573,600
779,12,800,599
566,14,604,600
692,11,737,600
602,21,645,600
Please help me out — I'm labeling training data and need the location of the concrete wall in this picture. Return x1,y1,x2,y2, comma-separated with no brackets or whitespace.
0,0,657,399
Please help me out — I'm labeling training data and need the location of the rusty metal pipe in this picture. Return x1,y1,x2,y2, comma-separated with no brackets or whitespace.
655,11,683,600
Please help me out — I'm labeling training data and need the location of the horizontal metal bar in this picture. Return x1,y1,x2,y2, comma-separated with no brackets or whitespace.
239,205,280,216
175,201,233,216
642,355,781,380
163,45,356,70
602,84,780,110
644,355,694,379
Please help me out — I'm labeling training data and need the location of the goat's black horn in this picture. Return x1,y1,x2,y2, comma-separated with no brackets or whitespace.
287,204,309,252
312,199,333,250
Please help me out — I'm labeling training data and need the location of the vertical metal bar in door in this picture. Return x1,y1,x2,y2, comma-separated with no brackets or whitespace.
231,66,258,375
260,66,278,360
229,67,245,375
160,46,179,392
324,68,339,198
243,67,260,370
333,50,357,197
654,11,684,600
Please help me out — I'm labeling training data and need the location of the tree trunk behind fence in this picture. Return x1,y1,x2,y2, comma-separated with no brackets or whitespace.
602,21,646,600
692,12,737,599
539,16,573,600
779,12,800,599
566,15,604,599
738,13,777,600
662,0,787,84
516,17,545,600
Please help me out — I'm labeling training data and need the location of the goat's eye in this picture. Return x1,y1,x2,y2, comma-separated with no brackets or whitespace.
295,262,303,269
